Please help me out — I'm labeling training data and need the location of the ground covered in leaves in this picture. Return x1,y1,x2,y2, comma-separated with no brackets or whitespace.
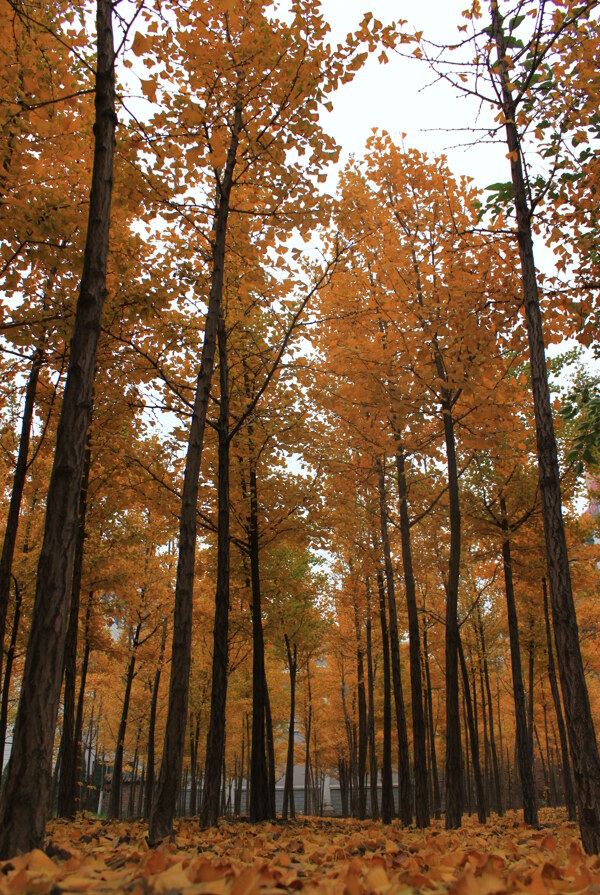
0,809,598,895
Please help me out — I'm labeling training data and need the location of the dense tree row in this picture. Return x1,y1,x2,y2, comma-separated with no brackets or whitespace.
1,0,600,861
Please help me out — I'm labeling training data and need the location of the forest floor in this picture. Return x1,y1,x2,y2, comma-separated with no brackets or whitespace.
0,808,596,895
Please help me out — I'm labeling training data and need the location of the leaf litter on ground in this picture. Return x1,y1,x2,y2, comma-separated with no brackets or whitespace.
0,808,598,895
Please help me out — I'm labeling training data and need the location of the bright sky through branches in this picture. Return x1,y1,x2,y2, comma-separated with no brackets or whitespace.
319,0,506,189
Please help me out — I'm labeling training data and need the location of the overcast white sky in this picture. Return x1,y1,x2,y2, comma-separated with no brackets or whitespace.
318,1,506,191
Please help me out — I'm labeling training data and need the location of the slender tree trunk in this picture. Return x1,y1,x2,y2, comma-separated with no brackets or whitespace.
0,577,22,770
353,602,367,820
441,395,462,829
479,609,503,815
528,618,535,760
127,728,140,817
200,315,231,830
0,342,44,690
378,460,411,825
458,635,486,823
282,637,296,822
189,712,200,817
58,434,92,818
500,496,538,826
108,621,141,819
0,0,116,856
73,596,92,811
423,622,441,819
543,578,576,821
248,453,268,822
304,670,312,816
395,448,429,827
264,671,276,820
144,621,167,819
151,106,242,842
365,578,378,820
491,0,600,853
376,567,394,824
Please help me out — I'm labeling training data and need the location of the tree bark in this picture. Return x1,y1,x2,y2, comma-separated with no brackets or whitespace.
0,0,116,855
58,433,92,818
376,567,394,824
423,620,441,819
0,342,43,691
441,394,462,829
108,621,142,819
458,635,486,823
248,453,269,822
378,460,411,825
543,578,576,821
144,621,167,819
282,635,296,822
73,595,92,811
365,578,379,820
478,608,503,815
490,0,600,853
395,448,429,827
264,672,276,820
199,314,231,830
0,577,22,770
500,496,538,826
353,601,367,820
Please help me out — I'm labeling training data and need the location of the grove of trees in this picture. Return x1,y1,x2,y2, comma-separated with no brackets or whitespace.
1,0,600,861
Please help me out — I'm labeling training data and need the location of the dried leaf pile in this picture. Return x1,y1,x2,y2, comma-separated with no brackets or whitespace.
0,809,597,895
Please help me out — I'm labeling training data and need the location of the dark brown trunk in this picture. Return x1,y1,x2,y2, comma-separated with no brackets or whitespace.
73,595,92,811
282,636,296,822
150,106,242,841
189,712,200,816
0,0,115,854
144,621,167,819
395,449,429,827
353,602,367,820
543,578,576,820
248,454,268,822
0,577,22,769
264,672,276,819
458,635,486,823
0,343,43,690
108,621,141,819
304,670,312,816
490,0,600,853
376,567,394,823
442,396,462,829
377,460,411,824
479,609,503,815
423,622,441,818
500,496,538,826
365,578,379,820
58,434,92,818
199,315,231,830
528,618,535,760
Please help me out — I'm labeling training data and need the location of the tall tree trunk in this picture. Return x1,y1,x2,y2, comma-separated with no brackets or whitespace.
353,602,367,820
395,448,429,827
304,669,312,816
248,453,268,822
543,578,576,821
423,621,441,819
490,0,600,853
108,621,142,819
0,0,116,854
528,618,535,761
377,460,411,825
0,577,22,770
199,315,231,830
264,672,276,820
58,433,92,818
458,635,486,823
73,595,92,811
376,567,394,824
500,496,538,826
282,636,296,822
150,106,242,842
441,395,462,829
144,621,167,820
478,609,503,815
365,578,379,820
0,341,44,691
